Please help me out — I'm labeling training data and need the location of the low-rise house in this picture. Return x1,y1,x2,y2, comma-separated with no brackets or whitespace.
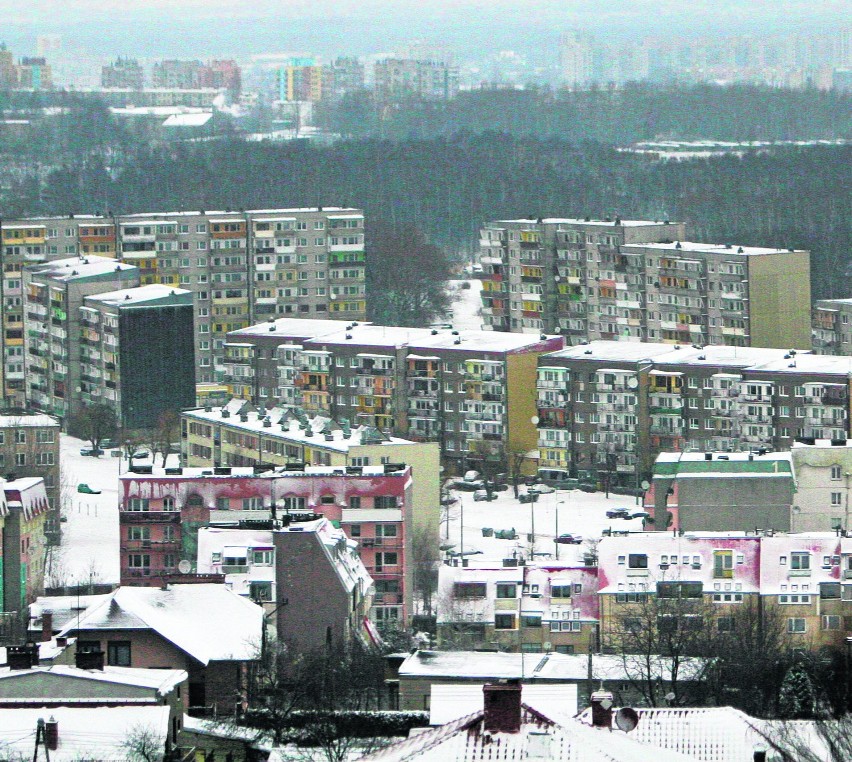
58,583,262,715
274,517,378,653
397,650,708,713
437,563,599,653
0,705,172,761
644,451,796,532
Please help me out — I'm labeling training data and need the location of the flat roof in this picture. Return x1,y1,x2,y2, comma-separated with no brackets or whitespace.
84,283,192,307
486,217,676,228
654,451,793,478
25,255,136,281
622,241,806,256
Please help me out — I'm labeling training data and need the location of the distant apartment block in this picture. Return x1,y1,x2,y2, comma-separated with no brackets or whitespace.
478,217,811,349
534,341,851,488
374,58,460,101
1,208,366,401
223,319,563,473
150,59,240,98
811,298,852,355
2,477,49,616
118,463,413,626
278,59,325,102
79,285,196,429
0,412,60,545
181,400,440,535
20,256,139,422
101,57,144,89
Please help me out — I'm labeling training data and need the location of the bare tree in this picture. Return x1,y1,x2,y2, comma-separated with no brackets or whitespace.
753,716,852,762
69,403,117,451
154,410,180,467
411,524,440,616
120,723,166,762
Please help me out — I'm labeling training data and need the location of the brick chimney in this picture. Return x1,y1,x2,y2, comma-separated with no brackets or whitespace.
7,643,39,670
483,680,522,733
74,649,105,670
41,612,53,643
44,716,58,750
590,688,614,729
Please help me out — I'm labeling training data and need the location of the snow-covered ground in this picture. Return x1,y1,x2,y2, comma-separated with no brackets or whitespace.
448,279,483,331
51,435,175,587
442,486,646,567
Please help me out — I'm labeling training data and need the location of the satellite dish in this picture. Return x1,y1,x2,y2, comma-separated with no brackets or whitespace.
615,707,639,732
641,480,650,490
530,415,540,425
665,692,676,703
626,377,639,389
177,560,191,574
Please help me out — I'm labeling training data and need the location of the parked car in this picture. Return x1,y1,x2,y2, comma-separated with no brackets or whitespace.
453,479,484,491
518,492,539,504
77,483,101,495
79,447,104,457
578,482,597,493
491,483,509,492
473,489,497,502
606,508,632,519
536,468,579,489
631,511,651,520
528,484,555,495
129,449,151,459
99,438,116,449
554,533,583,545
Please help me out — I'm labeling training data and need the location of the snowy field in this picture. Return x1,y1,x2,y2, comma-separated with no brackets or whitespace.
448,278,483,331
51,434,174,587
442,486,646,567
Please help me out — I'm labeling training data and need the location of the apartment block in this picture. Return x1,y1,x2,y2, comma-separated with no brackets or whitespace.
2,477,49,616
181,399,440,535
0,413,60,545
437,563,599,654
274,517,378,653
811,298,852,355
21,256,139,422
118,463,412,626
645,451,796,532
1,208,365,401
80,285,195,429
101,57,144,89
597,532,852,654
535,341,852,488
224,319,564,474
791,439,852,532
374,58,460,101
478,217,811,349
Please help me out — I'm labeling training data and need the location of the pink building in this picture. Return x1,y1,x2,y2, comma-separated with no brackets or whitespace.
118,464,413,624
3,477,49,615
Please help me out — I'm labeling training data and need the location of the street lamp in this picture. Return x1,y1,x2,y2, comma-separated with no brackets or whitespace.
555,499,565,560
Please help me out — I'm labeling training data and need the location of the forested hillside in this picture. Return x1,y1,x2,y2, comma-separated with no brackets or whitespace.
9,136,849,300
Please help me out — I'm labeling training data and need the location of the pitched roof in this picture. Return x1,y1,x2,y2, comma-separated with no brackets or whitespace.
0,665,187,697
60,584,263,664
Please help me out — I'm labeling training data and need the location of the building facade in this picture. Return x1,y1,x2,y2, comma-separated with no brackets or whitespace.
21,256,139,422
534,342,852,488
374,58,460,101
2,477,49,617
791,439,852,532
223,319,563,474
118,463,413,625
478,217,811,350
80,285,195,429
437,563,599,654
2,208,365,402
181,400,440,535
0,413,60,545
101,57,145,89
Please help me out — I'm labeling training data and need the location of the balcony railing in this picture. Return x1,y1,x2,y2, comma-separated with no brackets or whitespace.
120,511,181,524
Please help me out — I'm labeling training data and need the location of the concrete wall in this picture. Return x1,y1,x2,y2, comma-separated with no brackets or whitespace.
679,477,794,532
748,251,811,349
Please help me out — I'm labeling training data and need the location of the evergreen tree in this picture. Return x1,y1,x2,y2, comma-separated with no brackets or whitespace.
778,662,817,720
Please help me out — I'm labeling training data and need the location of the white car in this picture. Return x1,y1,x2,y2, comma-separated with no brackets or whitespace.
528,484,556,494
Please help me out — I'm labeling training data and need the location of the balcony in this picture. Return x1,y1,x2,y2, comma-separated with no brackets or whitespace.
121,540,181,551
121,511,181,524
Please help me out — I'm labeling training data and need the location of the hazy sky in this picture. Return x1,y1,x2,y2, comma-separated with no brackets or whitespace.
1,1,847,60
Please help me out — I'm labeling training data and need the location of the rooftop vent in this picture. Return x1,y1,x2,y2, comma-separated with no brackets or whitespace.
431,329,438,335
213,466,231,475
345,333,352,340
737,247,744,253
454,338,461,345
222,410,230,418
675,242,681,249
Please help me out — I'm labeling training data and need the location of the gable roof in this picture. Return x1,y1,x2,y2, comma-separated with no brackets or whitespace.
0,665,187,697
60,584,263,664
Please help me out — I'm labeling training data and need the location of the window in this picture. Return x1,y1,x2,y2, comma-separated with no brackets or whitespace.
252,550,273,565
216,497,230,510
822,615,841,631
163,497,176,511
494,613,516,630
713,550,733,579
628,554,648,569
15,430,26,444
787,618,806,634
496,583,518,599
128,526,150,541
790,552,810,570
348,496,361,509
15,453,26,466
349,524,361,537
128,554,150,569
717,616,734,632
36,452,54,466
657,581,703,599
127,498,149,512
36,429,54,443
521,614,542,628
454,582,487,598
107,641,131,666
831,492,842,507
376,524,397,538
374,496,397,509
551,585,572,598
243,497,264,510
250,581,272,602
377,552,398,567
821,582,841,599
779,594,811,604
831,464,842,480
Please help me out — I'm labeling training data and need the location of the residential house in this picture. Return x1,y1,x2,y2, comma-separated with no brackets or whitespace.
58,583,263,714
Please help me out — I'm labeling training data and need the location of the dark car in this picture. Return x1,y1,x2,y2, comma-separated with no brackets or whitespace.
606,508,631,519
518,492,540,504
79,447,104,457
555,533,583,545
579,482,597,493
473,490,498,502
453,479,484,492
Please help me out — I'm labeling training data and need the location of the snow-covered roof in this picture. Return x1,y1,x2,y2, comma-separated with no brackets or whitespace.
31,594,112,632
430,683,578,726
0,665,187,697
83,283,192,308
163,112,213,127
622,241,805,256
0,413,59,428
488,217,672,228
60,584,263,664
0,705,170,761
229,317,355,339
653,451,793,479
25,255,136,282
4,477,49,520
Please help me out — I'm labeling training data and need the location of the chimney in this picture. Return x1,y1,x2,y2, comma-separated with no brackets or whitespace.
75,649,105,671
41,612,53,643
483,680,522,733
56,636,68,648
590,688,614,729
45,716,59,750
7,643,39,669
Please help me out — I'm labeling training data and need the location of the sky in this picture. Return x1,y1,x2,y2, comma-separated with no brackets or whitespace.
0,1,847,60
